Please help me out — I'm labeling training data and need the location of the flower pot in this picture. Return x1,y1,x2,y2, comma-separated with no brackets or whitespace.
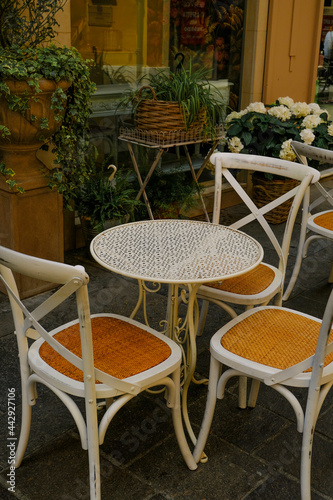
251,173,299,224
0,78,71,190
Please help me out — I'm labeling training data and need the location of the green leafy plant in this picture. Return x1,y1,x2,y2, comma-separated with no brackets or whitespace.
224,97,333,178
0,0,96,205
120,61,226,139
76,159,142,230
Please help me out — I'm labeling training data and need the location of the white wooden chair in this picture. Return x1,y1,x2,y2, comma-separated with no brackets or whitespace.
195,153,319,408
0,246,197,500
283,141,333,301
193,288,333,499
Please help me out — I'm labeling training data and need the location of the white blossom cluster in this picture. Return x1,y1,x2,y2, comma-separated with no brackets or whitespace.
225,96,333,160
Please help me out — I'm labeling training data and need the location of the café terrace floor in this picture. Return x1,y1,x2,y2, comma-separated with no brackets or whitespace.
1,201,333,500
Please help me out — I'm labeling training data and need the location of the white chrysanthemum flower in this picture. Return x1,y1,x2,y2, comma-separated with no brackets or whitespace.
301,114,322,129
300,129,315,145
279,139,297,161
328,124,333,136
277,96,294,108
267,105,292,122
246,102,267,114
228,136,244,153
290,102,311,118
308,103,322,115
225,110,247,123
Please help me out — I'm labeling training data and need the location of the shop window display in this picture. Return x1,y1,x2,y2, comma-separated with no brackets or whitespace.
70,0,245,166
169,0,245,110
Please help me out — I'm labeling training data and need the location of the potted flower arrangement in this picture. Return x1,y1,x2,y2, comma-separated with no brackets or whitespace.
0,0,96,206
224,96,333,167
223,96,333,222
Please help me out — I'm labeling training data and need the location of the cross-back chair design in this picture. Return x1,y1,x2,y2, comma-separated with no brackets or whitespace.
193,287,333,499
0,246,196,500
195,153,319,407
283,141,333,301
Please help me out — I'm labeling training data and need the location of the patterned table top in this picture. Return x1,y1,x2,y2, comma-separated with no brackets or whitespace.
90,219,263,284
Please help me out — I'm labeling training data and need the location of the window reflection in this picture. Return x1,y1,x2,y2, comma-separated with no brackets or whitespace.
70,1,245,165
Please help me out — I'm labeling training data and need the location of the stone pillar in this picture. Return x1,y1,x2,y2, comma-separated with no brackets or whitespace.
0,179,64,298
0,81,69,298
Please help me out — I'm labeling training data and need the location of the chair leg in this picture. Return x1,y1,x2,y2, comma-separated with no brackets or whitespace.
197,299,209,336
248,379,260,408
238,376,248,409
193,356,221,463
15,394,32,467
328,259,333,283
85,399,101,500
300,406,318,500
171,367,197,471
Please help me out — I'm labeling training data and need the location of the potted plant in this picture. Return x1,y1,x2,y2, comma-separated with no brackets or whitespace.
222,97,333,223
120,61,226,140
133,166,201,220
0,0,96,206
76,160,142,243
224,97,333,167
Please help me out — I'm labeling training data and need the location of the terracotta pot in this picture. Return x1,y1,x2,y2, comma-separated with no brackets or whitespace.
0,78,71,190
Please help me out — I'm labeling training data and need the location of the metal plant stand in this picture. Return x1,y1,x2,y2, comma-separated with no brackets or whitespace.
119,126,224,221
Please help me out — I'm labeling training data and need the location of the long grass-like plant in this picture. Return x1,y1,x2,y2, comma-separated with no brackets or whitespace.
121,61,226,138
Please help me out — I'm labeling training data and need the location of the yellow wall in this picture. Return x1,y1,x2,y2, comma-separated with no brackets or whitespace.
54,1,71,46
263,0,324,104
241,0,269,108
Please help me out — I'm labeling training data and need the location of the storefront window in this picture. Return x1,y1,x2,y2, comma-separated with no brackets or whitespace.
70,0,246,165
168,0,245,109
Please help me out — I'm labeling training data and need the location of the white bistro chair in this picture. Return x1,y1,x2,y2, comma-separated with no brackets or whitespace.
283,141,333,300
196,152,319,407
0,246,196,500
193,289,333,499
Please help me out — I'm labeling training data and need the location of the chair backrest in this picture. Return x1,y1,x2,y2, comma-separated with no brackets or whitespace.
209,152,320,278
291,141,333,212
291,140,333,167
0,245,141,395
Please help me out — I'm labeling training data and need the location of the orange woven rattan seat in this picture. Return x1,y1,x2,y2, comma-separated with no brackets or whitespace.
221,308,333,370
39,316,171,383
313,211,333,231
206,264,275,295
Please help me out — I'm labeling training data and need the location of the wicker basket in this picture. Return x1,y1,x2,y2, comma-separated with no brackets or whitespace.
251,173,299,224
135,85,206,133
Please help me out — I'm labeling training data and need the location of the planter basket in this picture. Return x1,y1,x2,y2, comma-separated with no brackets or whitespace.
252,174,299,224
135,86,206,133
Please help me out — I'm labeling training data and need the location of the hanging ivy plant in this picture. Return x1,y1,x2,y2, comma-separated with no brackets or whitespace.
0,0,96,207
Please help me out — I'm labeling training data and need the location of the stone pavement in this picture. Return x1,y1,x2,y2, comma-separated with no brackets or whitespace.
1,207,333,500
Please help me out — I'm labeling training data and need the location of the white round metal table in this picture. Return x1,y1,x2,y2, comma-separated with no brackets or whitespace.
90,219,263,444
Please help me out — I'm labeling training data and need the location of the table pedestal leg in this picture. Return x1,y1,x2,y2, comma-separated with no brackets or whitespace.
131,280,206,445
178,283,204,445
